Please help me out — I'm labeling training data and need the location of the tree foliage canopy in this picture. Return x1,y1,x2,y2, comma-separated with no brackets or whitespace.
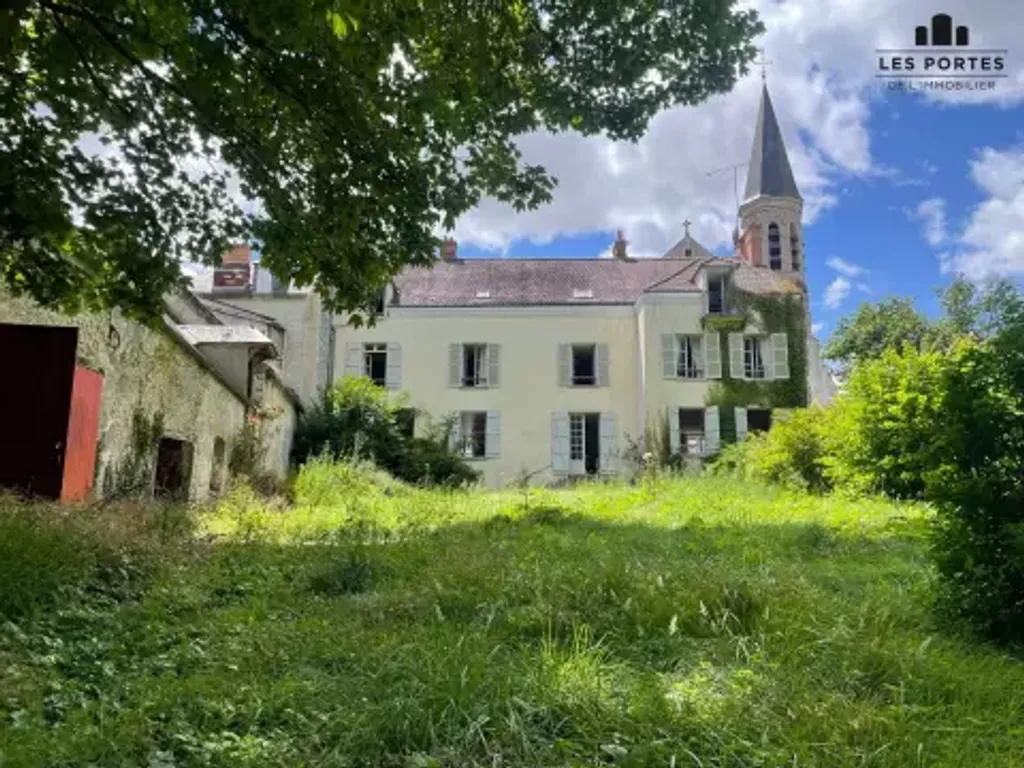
1,0,762,317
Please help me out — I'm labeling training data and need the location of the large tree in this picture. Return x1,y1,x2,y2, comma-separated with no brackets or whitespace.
1,0,762,317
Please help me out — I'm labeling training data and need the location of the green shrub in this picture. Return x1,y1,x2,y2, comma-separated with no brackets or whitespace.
824,347,951,499
292,377,479,488
717,408,833,492
924,331,1024,643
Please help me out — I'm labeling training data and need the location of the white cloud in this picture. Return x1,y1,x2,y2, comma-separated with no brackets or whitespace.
826,255,869,277
941,146,1024,279
856,283,872,294
824,276,851,309
811,322,825,335
912,198,949,247
451,0,1024,259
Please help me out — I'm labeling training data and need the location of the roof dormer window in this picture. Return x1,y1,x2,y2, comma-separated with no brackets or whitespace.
573,288,594,300
475,290,491,299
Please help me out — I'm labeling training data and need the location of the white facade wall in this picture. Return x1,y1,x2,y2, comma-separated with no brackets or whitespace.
332,293,781,487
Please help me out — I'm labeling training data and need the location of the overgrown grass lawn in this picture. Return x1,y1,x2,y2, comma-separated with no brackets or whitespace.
3,469,1024,766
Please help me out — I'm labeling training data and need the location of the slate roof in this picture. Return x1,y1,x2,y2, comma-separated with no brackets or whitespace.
744,86,801,201
392,257,798,307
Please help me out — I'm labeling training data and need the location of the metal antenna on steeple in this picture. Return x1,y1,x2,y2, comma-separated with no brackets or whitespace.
706,162,749,215
754,47,773,83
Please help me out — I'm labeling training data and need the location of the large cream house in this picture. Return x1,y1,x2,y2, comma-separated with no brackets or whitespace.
203,86,834,487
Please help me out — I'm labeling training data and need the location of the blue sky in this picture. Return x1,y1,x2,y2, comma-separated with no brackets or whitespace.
448,1,1024,340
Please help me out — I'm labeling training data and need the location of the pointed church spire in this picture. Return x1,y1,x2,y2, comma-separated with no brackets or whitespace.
743,86,800,202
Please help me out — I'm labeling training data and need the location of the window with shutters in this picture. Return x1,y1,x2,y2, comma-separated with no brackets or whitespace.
679,408,705,455
373,288,386,315
462,344,488,387
363,343,388,385
768,223,782,271
743,337,766,379
676,335,702,379
748,409,772,433
571,344,596,386
708,275,725,314
459,411,487,459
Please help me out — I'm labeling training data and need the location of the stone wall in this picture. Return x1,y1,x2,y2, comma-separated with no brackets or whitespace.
0,290,248,501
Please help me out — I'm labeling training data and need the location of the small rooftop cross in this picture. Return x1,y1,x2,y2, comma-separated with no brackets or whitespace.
683,219,692,237
755,47,772,83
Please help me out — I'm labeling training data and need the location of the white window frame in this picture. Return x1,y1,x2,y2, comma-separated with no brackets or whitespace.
461,343,489,388
676,335,703,379
363,342,388,385
459,411,488,459
743,336,767,380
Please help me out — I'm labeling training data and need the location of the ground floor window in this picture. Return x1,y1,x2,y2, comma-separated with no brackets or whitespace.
209,436,225,493
363,343,388,385
748,408,772,433
679,408,705,455
460,411,487,459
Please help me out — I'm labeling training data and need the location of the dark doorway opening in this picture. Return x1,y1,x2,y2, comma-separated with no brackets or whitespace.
748,409,773,434
584,413,600,474
155,438,194,500
0,324,78,499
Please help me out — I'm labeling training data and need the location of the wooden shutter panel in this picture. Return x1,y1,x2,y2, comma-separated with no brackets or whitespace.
447,411,462,452
735,406,748,441
551,412,570,473
557,344,571,387
667,406,680,454
728,333,744,380
385,343,402,389
488,344,501,388
449,344,461,388
704,333,721,379
662,334,676,379
485,411,501,458
704,406,720,455
344,342,363,377
771,333,789,380
599,413,617,473
596,343,610,387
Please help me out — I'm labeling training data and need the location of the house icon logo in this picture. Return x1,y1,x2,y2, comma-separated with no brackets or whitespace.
875,13,1006,93
915,14,969,47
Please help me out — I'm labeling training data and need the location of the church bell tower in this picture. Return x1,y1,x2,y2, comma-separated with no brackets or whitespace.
735,86,804,283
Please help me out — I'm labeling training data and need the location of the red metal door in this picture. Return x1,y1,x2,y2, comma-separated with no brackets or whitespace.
60,365,104,503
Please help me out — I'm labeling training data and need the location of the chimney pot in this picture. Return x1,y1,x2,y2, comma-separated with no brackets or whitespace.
440,237,458,261
612,230,629,260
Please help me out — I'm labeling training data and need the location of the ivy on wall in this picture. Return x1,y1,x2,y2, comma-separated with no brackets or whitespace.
101,408,164,499
706,289,809,443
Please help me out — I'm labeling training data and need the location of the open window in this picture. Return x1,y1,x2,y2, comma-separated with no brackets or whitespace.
460,411,487,459
363,343,388,385
707,274,725,314
748,409,772,434
744,337,766,380
571,344,596,386
679,408,705,455
676,336,702,379
462,344,488,387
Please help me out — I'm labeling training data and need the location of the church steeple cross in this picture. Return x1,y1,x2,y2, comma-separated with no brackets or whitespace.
683,219,692,237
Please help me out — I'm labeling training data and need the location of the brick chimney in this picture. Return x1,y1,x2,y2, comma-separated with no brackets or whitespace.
212,244,252,294
440,237,458,262
612,230,629,260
